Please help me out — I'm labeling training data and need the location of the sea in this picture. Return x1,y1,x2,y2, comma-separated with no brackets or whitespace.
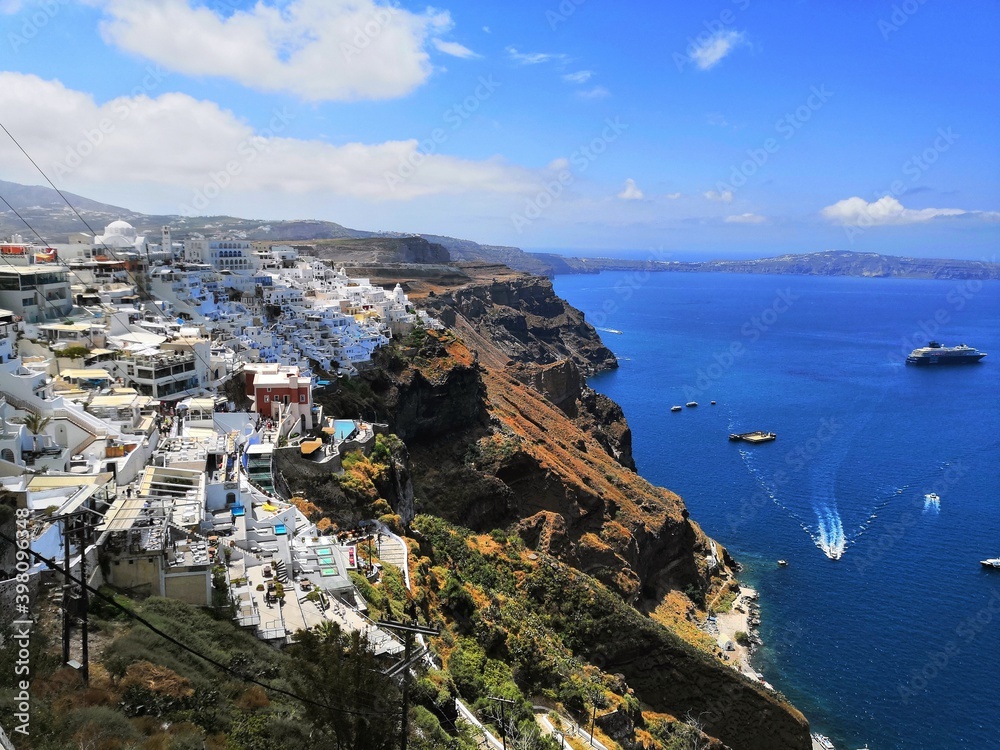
552,271,1000,750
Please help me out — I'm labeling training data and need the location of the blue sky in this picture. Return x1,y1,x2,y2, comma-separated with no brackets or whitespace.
0,0,997,259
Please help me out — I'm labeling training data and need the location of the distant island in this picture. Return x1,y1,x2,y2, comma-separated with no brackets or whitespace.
2,178,996,281
528,249,1000,281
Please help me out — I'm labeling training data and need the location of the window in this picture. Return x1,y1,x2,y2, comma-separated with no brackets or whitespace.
264,396,269,402
299,394,305,402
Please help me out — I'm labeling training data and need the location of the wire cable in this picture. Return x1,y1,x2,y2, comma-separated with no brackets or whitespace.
0,527,391,720
0,121,233,392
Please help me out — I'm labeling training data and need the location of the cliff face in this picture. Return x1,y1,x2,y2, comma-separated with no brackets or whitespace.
333,273,811,749
422,275,618,374
420,275,633,471
307,235,451,265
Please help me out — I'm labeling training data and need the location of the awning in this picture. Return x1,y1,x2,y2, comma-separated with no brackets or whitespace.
300,439,322,456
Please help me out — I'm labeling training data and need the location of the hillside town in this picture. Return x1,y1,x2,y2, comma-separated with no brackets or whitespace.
0,221,439,655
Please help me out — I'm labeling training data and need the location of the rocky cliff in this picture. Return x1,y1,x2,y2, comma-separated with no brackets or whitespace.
312,270,812,749
306,235,451,265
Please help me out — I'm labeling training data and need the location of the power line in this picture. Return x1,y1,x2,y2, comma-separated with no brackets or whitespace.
0,527,389,721
0,123,231,395
0,191,92,283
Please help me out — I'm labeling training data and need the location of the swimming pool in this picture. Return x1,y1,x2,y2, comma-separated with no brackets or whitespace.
334,419,357,441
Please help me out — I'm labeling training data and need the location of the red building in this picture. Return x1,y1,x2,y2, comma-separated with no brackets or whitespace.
244,364,314,430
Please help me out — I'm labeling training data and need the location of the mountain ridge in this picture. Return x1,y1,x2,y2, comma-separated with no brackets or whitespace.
2,179,994,281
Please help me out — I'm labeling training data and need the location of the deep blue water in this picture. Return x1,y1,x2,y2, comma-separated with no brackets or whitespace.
553,271,1000,750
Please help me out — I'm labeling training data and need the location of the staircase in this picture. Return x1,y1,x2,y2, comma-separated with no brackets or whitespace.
273,558,288,583
375,534,407,572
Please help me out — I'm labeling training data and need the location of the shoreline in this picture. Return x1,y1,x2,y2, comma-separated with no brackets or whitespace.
710,585,770,686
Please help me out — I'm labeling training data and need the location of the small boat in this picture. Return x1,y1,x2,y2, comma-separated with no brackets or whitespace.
729,431,777,443
812,734,835,750
710,400,717,405
981,558,1000,569
924,492,940,502
670,405,682,412
777,560,788,567
686,401,698,407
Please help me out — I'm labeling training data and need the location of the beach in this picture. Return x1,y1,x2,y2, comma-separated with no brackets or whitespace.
712,586,766,683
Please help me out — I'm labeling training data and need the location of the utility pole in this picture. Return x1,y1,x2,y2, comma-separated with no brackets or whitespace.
486,696,517,750
55,509,100,685
78,520,89,685
61,518,70,665
376,619,439,750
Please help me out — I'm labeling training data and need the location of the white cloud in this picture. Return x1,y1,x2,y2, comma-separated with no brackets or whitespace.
704,189,733,203
506,46,567,65
433,39,479,59
618,179,644,201
94,0,454,102
0,73,543,207
482,26,491,34
725,213,766,224
665,192,683,200
820,196,972,225
578,86,610,100
1,0,22,13
563,70,593,84
690,29,745,71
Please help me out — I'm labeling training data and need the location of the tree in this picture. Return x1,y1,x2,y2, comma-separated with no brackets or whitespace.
60,345,91,359
287,627,401,750
18,412,51,453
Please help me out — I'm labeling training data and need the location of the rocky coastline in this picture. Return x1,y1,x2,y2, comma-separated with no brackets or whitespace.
310,259,815,749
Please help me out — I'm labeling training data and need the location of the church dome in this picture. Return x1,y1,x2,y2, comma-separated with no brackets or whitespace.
103,220,136,239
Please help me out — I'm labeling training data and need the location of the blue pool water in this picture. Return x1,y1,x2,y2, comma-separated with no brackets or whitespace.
554,271,1000,750
334,419,358,441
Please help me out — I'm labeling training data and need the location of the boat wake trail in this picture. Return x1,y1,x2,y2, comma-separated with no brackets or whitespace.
735,409,884,561
814,505,846,560
737,447,816,534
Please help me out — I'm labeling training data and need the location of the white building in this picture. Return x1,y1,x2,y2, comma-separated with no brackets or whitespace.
0,266,72,323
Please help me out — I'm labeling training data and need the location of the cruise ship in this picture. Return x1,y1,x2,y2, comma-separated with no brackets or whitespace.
905,341,987,365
